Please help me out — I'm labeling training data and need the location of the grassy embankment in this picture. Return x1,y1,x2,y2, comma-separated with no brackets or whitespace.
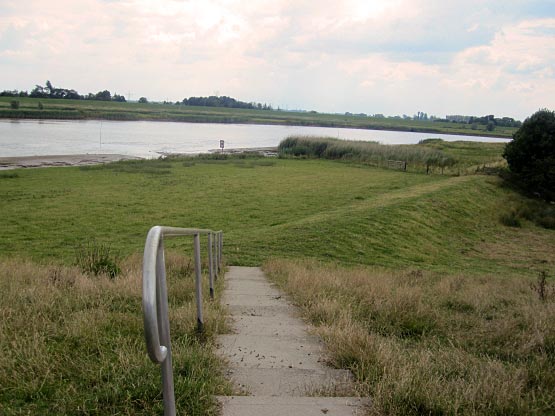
1,142,554,414
0,96,516,138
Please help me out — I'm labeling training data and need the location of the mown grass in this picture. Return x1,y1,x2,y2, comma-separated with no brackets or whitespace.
264,259,555,415
1,156,553,277
0,253,232,415
0,96,516,138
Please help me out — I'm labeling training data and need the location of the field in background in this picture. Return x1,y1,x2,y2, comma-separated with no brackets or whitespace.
0,96,516,138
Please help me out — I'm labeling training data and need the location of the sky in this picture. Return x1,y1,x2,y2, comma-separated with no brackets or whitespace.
1,0,554,120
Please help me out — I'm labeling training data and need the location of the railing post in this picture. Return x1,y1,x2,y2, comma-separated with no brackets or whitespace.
193,232,204,332
214,233,220,275
208,233,214,299
156,238,176,416
219,232,223,271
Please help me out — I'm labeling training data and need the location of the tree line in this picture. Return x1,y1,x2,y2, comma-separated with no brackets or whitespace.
1,81,126,102
181,95,273,110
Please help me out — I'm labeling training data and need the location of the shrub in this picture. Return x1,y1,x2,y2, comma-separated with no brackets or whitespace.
503,109,555,201
10,100,19,109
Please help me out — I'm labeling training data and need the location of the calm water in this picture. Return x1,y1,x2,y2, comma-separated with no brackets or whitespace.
0,119,509,158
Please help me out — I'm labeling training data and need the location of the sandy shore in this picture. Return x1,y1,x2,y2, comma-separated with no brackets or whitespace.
0,147,279,170
0,154,142,170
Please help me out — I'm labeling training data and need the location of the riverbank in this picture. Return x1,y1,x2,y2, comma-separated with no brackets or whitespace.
0,96,517,138
0,154,141,170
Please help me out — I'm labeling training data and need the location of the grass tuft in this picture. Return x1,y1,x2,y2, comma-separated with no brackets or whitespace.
75,239,121,278
0,172,19,179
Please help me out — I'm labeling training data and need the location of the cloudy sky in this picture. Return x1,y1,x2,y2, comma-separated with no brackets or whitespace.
1,0,554,120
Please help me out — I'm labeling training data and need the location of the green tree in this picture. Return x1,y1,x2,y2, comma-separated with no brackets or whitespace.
503,109,555,201
10,100,19,109
138,97,148,103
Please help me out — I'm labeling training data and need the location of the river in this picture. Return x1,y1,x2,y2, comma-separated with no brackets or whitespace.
0,119,509,158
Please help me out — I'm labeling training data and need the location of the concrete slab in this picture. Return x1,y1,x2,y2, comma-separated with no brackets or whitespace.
216,396,368,416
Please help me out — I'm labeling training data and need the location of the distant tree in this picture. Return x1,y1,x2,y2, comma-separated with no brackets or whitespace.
112,94,126,102
486,121,495,131
95,90,112,101
30,84,49,98
503,109,555,201
138,97,148,103
38,102,43,110
10,100,20,109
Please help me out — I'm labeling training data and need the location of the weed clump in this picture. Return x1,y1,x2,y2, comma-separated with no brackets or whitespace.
75,239,121,278
0,172,19,179
499,198,555,229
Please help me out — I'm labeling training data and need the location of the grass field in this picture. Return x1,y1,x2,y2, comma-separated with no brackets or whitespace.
1,148,554,414
0,96,517,138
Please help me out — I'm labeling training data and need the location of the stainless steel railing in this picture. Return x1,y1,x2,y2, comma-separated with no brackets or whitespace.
142,225,223,416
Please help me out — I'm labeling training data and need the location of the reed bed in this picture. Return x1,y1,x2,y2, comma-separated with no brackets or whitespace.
279,136,457,173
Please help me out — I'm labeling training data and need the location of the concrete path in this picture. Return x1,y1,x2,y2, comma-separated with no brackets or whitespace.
216,266,367,415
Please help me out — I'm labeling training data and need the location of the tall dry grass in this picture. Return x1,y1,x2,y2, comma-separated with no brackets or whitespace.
278,136,456,172
0,254,230,415
264,259,555,415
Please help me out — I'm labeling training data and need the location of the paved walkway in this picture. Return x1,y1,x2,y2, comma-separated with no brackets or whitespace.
216,266,367,415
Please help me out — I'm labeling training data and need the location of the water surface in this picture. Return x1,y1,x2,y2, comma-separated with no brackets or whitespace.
0,119,509,158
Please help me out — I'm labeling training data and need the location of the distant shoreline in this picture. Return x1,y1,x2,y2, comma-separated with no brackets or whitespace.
0,96,516,139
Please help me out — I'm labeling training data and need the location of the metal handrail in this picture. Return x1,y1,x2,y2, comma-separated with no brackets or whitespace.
142,225,223,416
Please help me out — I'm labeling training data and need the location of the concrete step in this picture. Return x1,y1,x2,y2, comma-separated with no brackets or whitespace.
224,367,355,396
216,396,368,416
217,333,324,369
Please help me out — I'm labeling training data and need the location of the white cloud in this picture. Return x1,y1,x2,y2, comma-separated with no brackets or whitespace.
0,0,554,119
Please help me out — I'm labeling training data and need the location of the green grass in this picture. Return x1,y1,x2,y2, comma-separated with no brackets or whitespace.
1,152,554,414
0,96,516,138
0,156,553,277
418,138,507,167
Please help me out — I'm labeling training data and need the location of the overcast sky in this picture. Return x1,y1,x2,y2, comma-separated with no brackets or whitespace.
1,0,554,120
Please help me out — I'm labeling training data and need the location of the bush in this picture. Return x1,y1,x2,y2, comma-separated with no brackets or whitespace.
10,100,19,109
503,109,555,201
